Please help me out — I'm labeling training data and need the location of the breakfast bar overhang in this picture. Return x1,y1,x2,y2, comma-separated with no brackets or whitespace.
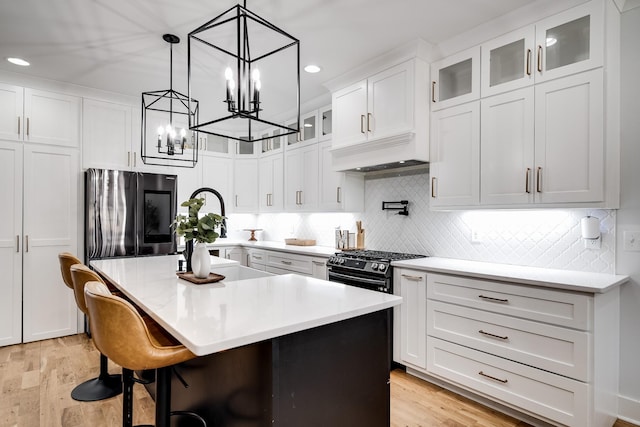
91,255,402,426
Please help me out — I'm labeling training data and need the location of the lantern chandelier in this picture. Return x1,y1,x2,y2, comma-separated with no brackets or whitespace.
187,0,300,143
141,34,199,168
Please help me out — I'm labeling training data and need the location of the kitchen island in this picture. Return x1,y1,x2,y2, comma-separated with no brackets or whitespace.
91,255,401,427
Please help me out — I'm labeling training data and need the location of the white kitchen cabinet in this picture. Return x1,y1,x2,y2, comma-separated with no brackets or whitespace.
311,258,327,280
0,83,23,141
247,248,266,271
264,250,316,276
0,141,80,345
284,144,319,211
333,60,415,148
285,110,317,149
480,0,603,97
481,69,603,206
429,101,480,208
234,136,259,157
534,0,603,84
534,68,604,204
481,87,535,205
0,140,23,346
318,140,364,212
319,105,332,142
259,127,283,155
430,47,480,111
175,158,203,211
481,27,536,98
233,158,259,212
200,134,230,155
425,271,618,427
221,246,245,264
259,152,284,212
0,84,80,147
393,269,427,369
82,98,134,170
201,153,233,215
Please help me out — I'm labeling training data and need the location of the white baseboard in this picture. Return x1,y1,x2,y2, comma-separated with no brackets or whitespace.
618,394,640,425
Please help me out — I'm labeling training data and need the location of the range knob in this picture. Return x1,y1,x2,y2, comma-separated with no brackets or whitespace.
378,264,387,272
371,262,378,270
339,258,345,264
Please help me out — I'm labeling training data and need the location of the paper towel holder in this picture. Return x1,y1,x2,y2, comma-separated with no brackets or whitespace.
581,216,601,249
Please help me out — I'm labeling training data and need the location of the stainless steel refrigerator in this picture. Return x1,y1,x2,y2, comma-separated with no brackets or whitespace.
85,169,177,260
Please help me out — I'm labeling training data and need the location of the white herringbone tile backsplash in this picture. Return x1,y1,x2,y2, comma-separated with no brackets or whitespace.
226,172,615,274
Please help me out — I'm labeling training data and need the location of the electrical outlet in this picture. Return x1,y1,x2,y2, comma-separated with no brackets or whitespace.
583,238,601,249
471,230,482,243
623,231,640,252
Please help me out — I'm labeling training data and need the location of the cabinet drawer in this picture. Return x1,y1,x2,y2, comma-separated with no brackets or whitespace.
266,252,313,275
427,337,588,427
427,273,591,330
428,301,589,381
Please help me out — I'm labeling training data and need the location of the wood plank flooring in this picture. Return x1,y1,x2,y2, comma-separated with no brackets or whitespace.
0,334,637,427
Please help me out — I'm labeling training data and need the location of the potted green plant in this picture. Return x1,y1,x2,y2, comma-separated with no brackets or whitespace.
173,198,225,278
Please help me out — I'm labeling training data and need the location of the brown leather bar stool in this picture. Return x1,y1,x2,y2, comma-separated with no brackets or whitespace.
84,281,206,427
57,253,122,401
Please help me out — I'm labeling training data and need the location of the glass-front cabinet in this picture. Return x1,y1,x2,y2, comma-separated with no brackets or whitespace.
260,128,282,155
481,0,603,96
319,105,332,141
286,110,318,149
200,134,230,155
234,135,258,157
430,46,480,111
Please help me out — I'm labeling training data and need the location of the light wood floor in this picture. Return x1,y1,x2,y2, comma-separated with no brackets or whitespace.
0,335,637,427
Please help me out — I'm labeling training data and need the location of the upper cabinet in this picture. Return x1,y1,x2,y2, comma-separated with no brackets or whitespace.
481,1,603,97
333,60,416,148
0,84,80,147
319,105,332,142
318,140,364,212
430,47,480,111
82,98,133,170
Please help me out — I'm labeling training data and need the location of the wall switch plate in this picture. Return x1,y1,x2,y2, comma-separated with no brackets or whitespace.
623,231,640,252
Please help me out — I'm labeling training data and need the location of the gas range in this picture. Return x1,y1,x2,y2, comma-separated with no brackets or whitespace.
327,250,427,293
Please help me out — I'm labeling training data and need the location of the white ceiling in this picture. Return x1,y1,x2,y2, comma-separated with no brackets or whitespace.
0,0,544,111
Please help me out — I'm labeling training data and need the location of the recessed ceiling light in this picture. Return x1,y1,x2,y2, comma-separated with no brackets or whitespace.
7,57,30,66
304,65,321,73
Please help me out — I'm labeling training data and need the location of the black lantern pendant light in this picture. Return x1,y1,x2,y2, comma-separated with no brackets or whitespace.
141,34,199,168
187,0,300,144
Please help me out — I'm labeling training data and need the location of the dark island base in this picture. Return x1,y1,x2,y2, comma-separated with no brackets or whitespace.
167,309,391,427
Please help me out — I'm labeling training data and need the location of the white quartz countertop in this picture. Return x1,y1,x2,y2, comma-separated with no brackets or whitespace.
392,257,629,293
90,255,401,356
204,239,336,257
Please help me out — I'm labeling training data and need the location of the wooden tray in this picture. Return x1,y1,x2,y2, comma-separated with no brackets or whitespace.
177,271,225,284
285,238,316,246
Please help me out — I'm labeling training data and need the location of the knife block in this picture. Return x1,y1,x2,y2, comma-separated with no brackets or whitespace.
356,230,365,249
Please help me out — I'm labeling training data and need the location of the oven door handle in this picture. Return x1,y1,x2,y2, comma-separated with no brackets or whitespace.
328,271,387,286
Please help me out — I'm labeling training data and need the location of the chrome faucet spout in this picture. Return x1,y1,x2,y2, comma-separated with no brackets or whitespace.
184,187,227,271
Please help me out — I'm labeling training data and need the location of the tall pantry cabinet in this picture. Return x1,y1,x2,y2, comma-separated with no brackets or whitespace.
0,83,81,345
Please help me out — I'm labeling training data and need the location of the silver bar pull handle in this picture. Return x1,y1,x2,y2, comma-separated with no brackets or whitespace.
479,330,508,340
360,115,365,134
16,235,20,252
336,187,342,203
24,235,29,252
133,152,137,167
235,195,239,207
525,168,531,194
367,113,372,132
537,45,543,73
26,118,30,137
432,81,436,103
478,294,509,303
536,166,542,193
17,117,20,135
281,260,292,265
127,151,131,167
312,261,325,266
526,49,532,76
401,274,423,282
479,371,508,384
431,177,437,198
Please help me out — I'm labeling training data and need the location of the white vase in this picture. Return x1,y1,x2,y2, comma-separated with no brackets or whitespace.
191,242,211,278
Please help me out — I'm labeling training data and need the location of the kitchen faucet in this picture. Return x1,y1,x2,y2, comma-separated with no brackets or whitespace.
184,187,227,272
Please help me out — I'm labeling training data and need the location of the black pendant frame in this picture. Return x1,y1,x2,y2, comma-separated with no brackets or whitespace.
187,1,300,144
